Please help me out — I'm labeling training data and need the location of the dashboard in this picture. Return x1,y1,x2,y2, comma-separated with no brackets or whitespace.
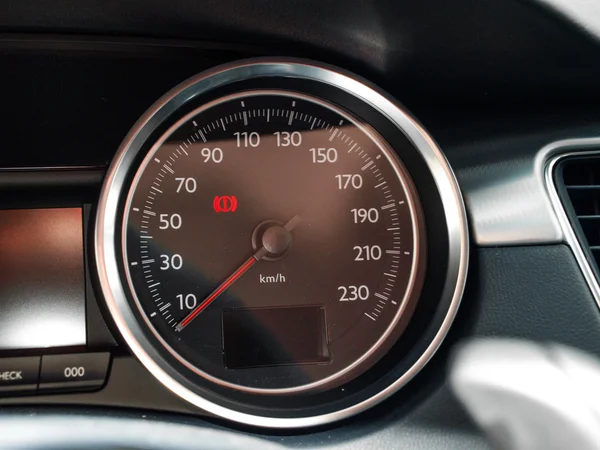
2,0,600,448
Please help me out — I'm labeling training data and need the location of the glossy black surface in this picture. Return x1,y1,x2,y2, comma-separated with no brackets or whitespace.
0,208,86,350
222,306,329,370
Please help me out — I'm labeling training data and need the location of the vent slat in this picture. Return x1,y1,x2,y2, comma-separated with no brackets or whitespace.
559,156,600,272
563,185,600,216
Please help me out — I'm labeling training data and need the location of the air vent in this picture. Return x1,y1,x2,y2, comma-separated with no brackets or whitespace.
557,155,600,275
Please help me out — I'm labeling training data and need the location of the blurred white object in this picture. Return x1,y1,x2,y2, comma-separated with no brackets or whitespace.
450,339,600,450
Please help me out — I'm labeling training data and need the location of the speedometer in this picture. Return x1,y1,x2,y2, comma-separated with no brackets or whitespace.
95,59,468,427
125,90,425,393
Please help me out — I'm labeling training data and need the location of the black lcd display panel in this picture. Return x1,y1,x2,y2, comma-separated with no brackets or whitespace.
222,306,330,370
0,208,86,350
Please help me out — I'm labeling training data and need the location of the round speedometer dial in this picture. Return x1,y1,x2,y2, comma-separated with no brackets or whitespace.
124,91,425,392
96,59,468,428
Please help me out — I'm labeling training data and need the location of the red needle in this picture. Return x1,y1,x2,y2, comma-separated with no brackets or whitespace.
175,252,263,332
175,215,300,332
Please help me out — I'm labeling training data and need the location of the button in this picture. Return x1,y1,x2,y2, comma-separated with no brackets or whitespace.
39,353,110,392
0,357,40,394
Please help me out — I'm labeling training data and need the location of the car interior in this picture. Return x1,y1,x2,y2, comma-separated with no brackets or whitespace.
3,1,600,449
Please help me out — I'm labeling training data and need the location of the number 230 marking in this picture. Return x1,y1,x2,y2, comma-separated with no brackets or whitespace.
338,285,370,301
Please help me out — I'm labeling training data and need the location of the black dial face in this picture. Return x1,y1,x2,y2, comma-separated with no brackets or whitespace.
123,91,425,393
